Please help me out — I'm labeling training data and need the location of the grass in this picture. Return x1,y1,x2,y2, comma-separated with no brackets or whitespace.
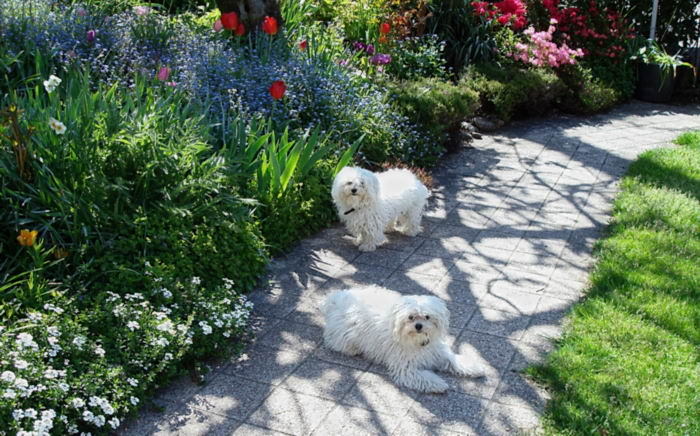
530,131,700,436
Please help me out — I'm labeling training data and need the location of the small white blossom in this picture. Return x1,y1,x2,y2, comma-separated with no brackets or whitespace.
191,277,201,285
72,336,86,349
94,345,105,357
43,75,61,93
13,409,24,420
130,396,139,406
1,370,15,383
16,333,38,349
47,326,60,336
126,321,140,331
108,417,121,429
44,369,59,379
4,388,17,398
58,382,70,392
24,408,38,419
43,303,64,314
82,410,94,423
93,415,106,427
14,378,29,390
67,424,79,434
127,378,138,387
48,117,67,135
71,398,85,408
199,321,212,335
164,352,173,361
15,359,29,370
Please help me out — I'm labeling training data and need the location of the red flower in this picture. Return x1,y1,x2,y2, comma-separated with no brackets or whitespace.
221,12,239,31
379,22,391,35
262,16,278,35
494,0,526,16
235,22,246,36
471,1,490,16
269,80,286,100
299,40,308,50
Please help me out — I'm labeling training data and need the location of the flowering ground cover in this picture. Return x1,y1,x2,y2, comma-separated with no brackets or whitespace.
1,0,698,434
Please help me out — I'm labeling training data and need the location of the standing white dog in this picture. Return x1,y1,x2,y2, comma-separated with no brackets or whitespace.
321,286,486,393
331,166,429,251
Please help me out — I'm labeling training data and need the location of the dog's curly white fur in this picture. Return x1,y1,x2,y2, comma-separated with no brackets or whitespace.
321,286,486,393
332,167,429,251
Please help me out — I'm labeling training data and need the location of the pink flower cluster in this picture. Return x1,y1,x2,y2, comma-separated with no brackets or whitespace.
510,20,584,68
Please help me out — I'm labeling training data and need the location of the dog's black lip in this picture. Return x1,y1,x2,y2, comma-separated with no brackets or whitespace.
421,338,430,347
344,208,356,215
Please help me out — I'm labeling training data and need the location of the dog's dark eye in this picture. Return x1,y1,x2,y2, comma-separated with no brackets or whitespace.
408,315,414,321
346,181,352,185
425,315,430,320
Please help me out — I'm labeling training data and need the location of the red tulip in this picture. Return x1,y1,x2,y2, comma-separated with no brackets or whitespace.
262,16,278,35
380,22,391,35
221,11,239,31
299,40,308,51
235,21,245,36
269,80,286,100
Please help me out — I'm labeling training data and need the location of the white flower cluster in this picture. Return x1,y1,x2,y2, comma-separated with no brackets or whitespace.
43,75,61,93
12,408,56,435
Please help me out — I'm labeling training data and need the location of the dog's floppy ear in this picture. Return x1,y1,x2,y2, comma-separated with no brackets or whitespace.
331,167,351,204
362,168,380,202
425,296,449,337
390,298,410,341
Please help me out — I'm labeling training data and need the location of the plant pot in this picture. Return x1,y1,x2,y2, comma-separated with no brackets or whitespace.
636,62,675,102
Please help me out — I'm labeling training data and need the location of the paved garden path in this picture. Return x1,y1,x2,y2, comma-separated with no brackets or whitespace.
121,101,700,435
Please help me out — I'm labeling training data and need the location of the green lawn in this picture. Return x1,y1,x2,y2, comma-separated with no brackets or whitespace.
531,131,700,435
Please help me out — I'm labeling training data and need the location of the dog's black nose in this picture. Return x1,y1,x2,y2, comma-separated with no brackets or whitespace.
351,188,357,194
415,323,423,331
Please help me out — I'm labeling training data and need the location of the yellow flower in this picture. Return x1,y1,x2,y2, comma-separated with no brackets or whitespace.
17,229,38,247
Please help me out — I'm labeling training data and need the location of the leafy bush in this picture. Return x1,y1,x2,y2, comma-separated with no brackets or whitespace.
557,63,620,113
464,63,567,121
0,66,265,433
0,276,252,434
387,77,479,153
386,34,450,80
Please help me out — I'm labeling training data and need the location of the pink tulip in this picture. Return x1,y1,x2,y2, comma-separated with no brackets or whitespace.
157,67,170,81
87,30,96,43
213,19,223,32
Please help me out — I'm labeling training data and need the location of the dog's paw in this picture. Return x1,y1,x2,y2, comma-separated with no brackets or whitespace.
453,356,487,378
396,370,449,393
358,242,377,252
421,372,449,393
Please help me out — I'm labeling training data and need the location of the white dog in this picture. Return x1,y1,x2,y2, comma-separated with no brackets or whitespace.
321,286,486,393
331,166,429,251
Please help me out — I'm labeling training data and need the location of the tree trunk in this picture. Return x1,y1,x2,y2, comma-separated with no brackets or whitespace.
216,0,282,31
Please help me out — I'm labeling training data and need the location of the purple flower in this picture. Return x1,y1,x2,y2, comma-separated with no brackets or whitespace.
86,29,96,43
352,41,366,52
365,44,375,55
369,53,391,65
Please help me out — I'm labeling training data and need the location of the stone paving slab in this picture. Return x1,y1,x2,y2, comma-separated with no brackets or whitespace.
120,101,700,435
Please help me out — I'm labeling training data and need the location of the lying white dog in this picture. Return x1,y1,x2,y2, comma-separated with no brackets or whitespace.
331,166,429,251
321,286,486,393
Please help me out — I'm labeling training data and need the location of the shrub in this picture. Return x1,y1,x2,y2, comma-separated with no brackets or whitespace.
386,34,450,80
557,63,620,113
464,63,567,121
387,77,479,153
